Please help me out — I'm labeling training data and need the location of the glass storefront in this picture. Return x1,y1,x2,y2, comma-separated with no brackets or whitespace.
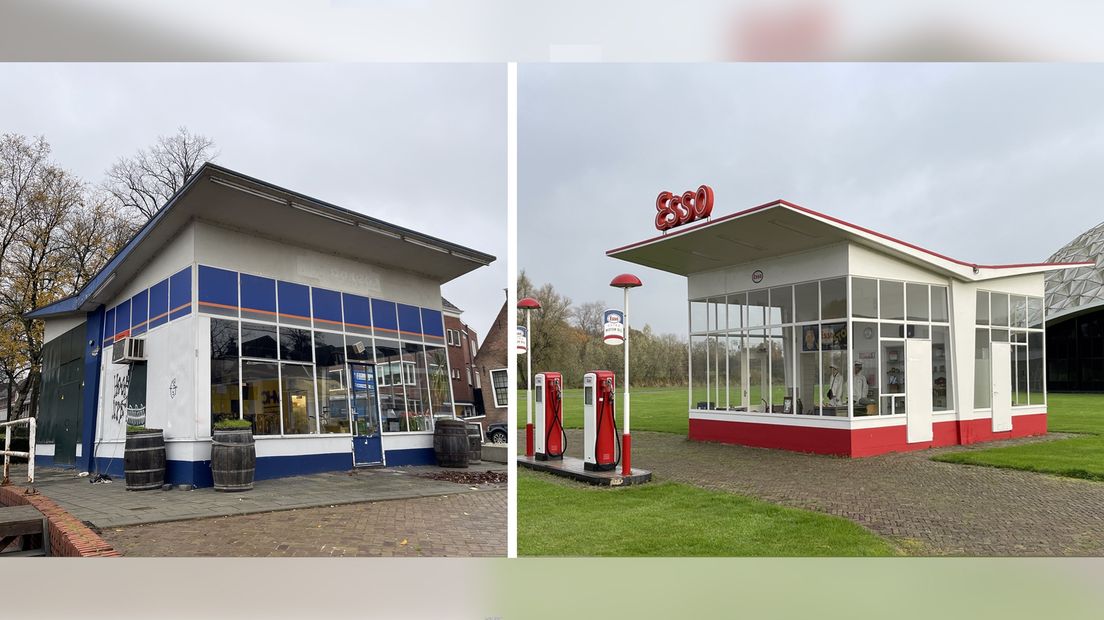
690,276,953,417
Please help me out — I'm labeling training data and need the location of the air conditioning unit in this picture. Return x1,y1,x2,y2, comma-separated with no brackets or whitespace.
112,337,147,364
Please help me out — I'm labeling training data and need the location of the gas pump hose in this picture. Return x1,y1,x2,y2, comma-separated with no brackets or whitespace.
546,381,567,458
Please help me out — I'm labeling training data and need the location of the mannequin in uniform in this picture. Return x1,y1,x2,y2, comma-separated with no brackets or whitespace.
825,363,844,407
853,361,870,405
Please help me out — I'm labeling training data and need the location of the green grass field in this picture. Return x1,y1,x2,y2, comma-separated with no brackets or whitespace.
933,393,1104,481
518,470,897,557
516,387,689,435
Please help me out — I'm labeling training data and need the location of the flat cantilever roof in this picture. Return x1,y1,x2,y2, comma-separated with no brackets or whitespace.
607,199,1092,282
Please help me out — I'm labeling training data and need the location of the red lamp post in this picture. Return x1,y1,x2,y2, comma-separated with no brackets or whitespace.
517,297,541,457
609,274,641,476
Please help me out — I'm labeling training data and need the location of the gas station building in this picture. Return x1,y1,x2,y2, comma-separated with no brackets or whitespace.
608,199,1088,457
29,163,495,487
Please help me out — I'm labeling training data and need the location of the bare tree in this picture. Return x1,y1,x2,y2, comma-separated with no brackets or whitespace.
103,127,217,220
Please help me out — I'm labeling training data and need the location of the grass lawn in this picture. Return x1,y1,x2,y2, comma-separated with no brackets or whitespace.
933,393,1104,481
516,387,688,435
518,470,897,556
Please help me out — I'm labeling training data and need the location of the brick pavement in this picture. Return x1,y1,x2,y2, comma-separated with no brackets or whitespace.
522,429,1104,556
17,462,504,529
100,490,506,557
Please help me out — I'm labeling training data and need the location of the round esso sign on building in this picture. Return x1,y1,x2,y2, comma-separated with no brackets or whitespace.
603,309,625,345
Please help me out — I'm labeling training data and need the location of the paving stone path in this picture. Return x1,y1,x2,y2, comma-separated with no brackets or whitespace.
523,429,1104,556
100,490,506,557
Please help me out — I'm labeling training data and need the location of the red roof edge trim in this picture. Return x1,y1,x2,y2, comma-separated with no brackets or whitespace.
606,198,1094,271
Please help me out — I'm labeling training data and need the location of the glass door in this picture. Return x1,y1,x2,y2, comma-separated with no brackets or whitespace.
350,363,384,466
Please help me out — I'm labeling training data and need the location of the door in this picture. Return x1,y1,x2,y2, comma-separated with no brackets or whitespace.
905,339,933,443
54,358,85,466
991,341,1012,432
350,363,384,466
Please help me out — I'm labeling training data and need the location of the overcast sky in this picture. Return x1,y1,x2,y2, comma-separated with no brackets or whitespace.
0,63,505,337
520,63,1104,336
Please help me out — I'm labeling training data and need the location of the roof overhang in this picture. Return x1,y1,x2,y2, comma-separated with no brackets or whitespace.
608,200,1091,282
28,163,495,320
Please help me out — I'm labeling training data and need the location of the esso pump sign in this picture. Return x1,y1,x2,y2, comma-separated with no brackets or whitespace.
655,185,714,232
602,309,625,345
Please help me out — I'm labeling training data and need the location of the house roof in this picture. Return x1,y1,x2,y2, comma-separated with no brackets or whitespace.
28,163,496,320
608,199,1091,281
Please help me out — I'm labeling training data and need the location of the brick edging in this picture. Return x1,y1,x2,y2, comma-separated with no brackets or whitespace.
0,485,121,557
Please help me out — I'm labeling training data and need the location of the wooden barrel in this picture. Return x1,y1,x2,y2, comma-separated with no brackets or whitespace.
466,423,482,464
433,419,470,468
124,430,165,491
211,429,256,492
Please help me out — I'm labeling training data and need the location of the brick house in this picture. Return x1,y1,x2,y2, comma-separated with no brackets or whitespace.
473,301,508,435
442,297,480,419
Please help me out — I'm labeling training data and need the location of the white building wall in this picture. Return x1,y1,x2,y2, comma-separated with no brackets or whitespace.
193,220,442,310
847,244,950,286
43,315,85,344
688,243,849,299
108,222,196,306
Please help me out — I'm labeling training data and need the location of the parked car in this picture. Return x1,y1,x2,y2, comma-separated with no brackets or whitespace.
485,423,508,444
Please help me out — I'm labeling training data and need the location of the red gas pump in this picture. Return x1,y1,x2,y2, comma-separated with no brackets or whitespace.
583,370,619,472
534,372,566,460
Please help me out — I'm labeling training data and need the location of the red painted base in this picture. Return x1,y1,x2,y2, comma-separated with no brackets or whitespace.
689,413,1047,458
621,433,632,476
525,423,534,457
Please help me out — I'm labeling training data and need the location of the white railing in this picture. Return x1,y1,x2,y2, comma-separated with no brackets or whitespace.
1,417,35,485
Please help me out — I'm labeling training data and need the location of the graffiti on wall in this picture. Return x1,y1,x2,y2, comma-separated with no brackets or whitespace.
111,368,131,423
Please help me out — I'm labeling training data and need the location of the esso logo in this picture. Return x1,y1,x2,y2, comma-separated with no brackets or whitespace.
752,270,764,283
655,185,714,232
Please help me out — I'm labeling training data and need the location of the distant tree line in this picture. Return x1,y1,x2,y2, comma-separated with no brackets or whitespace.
517,271,688,388
0,128,217,419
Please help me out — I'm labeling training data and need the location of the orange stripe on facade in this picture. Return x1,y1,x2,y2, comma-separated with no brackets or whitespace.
199,301,238,311
170,302,191,313
277,312,310,321
313,316,344,326
241,307,278,316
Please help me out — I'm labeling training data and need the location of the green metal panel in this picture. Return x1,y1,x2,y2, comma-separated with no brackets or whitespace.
38,322,86,465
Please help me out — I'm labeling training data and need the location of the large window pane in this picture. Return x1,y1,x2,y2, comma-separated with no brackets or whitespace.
1013,344,1028,406
853,322,878,415
796,327,819,415
690,336,709,409
281,363,317,434
710,336,724,409
279,327,313,362
726,293,745,331
1010,295,1027,328
769,286,793,325
795,282,818,323
746,289,769,328
991,292,1009,326
402,342,432,431
931,286,949,323
315,331,350,434
425,346,453,416
880,281,904,320
820,278,846,320
345,333,372,361
974,328,991,408
852,278,878,318
976,291,989,325
726,332,744,410
882,341,905,395
375,340,406,432
1028,332,1044,405
770,327,793,413
748,330,768,412
932,325,951,411
1027,297,1044,329
690,300,708,333
210,319,240,429
906,283,929,321
241,322,278,359
242,360,280,435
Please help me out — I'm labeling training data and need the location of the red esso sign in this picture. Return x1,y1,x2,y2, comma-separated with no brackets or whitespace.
655,185,714,232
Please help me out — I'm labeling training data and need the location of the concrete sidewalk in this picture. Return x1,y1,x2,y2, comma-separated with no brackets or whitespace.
8,463,505,529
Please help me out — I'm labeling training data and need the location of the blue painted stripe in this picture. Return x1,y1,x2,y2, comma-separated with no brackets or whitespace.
384,447,435,466
342,293,372,332
169,267,192,319
114,299,131,336
198,265,238,313
130,289,149,335
103,307,115,346
148,278,169,329
240,273,276,316
372,299,398,332
79,307,105,472
420,308,445,338
312,287,343,328
277,280,311,323
397,303,422,339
